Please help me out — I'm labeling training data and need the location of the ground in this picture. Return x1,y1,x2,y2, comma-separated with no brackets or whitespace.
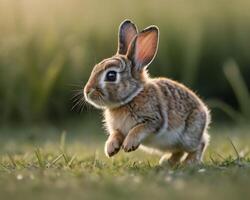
0,119,250,200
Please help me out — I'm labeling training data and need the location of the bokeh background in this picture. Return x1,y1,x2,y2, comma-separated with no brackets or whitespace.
0,0,249,125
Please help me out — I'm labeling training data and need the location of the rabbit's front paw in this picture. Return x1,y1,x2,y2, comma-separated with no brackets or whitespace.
105,137,122,157
122,135,140,152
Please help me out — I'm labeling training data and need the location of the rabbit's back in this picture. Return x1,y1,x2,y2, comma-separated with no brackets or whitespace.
152,77,210,131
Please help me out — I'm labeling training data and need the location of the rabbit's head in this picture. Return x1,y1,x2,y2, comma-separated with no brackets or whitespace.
84,20,159,109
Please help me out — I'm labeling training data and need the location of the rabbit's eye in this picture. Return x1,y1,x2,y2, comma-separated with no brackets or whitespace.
105,71,117,82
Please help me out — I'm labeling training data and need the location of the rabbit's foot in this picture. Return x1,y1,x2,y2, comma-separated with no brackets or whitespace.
159,152,184,167
105,134,124,157
122,134,140,152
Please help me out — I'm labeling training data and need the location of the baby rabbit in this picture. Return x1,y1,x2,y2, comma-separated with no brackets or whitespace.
84,20,210,165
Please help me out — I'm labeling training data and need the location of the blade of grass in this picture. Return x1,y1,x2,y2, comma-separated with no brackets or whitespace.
7,153,17,168
213,151,226,160
35,53,64,115
207,99,245,123
223,60,250,119
46,154,63,168
228,137,240,161
209,153,217,165
93,151,99,169
60,130,67,152
34,148,45,168
67,154,77,168
62,153,69,164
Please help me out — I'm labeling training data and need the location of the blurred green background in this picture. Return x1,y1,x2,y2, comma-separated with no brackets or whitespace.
0,0,249,124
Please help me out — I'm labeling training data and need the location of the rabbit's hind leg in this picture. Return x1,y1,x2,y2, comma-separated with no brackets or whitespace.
159,151,184,166
182,109,210,165
184,135,208,165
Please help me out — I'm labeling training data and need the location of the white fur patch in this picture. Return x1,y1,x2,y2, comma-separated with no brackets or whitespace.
141,125,185,152
121,86,143,105
104,109,137,136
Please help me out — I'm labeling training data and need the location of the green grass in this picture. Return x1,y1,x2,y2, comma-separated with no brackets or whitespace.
208,60,250,123
0,121,250,200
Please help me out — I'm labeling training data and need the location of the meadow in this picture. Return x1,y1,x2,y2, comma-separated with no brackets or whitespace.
0,0,250,199
0,118,250,200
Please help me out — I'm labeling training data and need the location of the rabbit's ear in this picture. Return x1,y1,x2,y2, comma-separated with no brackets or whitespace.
127,26,159,70
117,20,138,55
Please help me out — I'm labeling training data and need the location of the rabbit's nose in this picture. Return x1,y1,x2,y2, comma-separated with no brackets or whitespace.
88,88,95,96
85,87,95,97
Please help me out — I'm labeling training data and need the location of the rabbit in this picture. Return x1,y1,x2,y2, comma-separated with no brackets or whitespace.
84,19,211,165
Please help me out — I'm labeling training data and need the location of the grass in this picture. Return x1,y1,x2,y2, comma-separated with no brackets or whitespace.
208,60,250,123
0,120,250,200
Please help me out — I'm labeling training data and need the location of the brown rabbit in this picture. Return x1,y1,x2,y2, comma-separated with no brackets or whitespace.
84,20,210,165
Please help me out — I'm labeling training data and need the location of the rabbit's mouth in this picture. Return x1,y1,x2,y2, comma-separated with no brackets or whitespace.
84,88,107,109
85,90,124,109
84,86,126,109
